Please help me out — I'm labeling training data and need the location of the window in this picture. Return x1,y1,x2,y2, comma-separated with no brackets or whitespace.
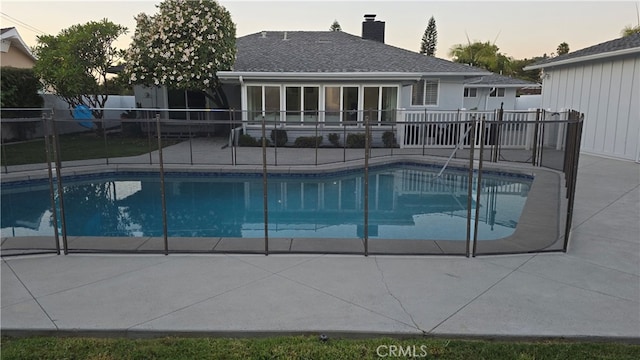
285,86,319,124
303,87,319,121
364,86,398,123
464,88,477,98
247,86,263,121
342,87,359,123
363,87,379,122
285,87,301,123
381,87,398,122
324,87,340,124
247,85,280,122
411,79,438,106
489,88,505,97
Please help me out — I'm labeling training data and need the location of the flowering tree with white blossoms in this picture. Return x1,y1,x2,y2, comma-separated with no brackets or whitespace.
125,0,236,107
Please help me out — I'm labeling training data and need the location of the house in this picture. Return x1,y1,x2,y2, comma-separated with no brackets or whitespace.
212,15,498,145
462,74,540,111
136,15,539,146
524,33,640,162
0,27,37,68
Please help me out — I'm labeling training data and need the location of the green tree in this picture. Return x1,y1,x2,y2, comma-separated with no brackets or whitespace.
621,25,640,37
557,42,570,55
0,67,43,109
330,20,342,31
32,19,127,120
0,67,44,140
420,16,437,56
510,58,542,83
125,0,236,108
449,41,513,75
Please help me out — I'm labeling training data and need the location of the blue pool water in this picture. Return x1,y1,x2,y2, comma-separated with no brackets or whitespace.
1,164,532,240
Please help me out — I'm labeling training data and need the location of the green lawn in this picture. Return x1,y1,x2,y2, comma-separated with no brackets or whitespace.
1,133,179,166
1,336,639,360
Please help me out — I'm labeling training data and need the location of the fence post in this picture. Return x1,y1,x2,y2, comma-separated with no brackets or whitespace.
396,108,405,149
272,113,278,166
261,115,269,255
363,112,370,256
156,113,169,255
465,120,476,258
51,113,69,254
102,117,109,166
315,115,319,166
532,109,541,166
342,119,347,162
472,116,485,257
147,111,153,165
422,108,427,156
42,111,61,255
563,114,583,252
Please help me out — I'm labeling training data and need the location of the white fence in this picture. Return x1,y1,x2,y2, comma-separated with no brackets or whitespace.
397,109,569,150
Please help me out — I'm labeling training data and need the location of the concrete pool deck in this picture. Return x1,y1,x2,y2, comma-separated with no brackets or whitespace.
1,152,639,340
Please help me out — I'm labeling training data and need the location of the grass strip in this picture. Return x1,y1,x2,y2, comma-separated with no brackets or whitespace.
2,336,639,360
1,133,179,166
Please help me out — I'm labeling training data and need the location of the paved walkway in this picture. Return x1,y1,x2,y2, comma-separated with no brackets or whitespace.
1,154,639,340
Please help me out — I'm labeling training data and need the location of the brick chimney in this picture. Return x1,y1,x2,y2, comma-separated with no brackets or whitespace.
362,14,385,43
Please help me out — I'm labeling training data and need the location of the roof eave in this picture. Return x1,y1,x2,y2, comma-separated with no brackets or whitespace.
218,71,491,82
524,46,640,70
463,83,541,88
1,27,37,61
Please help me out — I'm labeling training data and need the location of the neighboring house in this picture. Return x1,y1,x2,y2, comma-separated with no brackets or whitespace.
525,33,640,162
0,27,36,68
462,74,540,111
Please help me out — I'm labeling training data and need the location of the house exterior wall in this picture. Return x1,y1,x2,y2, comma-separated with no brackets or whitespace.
0,45,35,68
400,77,465,110
540,54,640,161
463,88,518,111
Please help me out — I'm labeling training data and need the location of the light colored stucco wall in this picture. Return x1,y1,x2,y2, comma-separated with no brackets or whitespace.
0,46,35,68
540,54,639,161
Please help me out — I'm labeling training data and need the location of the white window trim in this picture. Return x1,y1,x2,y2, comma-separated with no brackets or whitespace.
412,79,440,107
464,87,478,98
244,83,401,125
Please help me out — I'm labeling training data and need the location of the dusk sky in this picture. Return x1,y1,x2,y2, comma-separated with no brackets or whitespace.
1,0,637,61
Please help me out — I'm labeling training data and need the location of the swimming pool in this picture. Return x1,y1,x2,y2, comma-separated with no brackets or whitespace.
1,163,532,242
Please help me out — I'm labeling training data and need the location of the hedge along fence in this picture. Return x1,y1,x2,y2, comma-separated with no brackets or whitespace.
242,127,399,148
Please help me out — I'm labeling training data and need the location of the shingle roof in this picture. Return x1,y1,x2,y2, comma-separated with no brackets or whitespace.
464,74,540,87
1,27,15,35
527,32,640,69
234,31,489,75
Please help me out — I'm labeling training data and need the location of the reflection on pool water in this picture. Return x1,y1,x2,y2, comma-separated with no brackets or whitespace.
1,164,532,240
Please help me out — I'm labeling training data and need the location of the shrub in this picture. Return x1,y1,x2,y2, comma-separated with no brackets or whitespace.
270,129,288,147
346,133,371,148
382,131,398,148
294,136,323,148
328,133,340,147
1,67,43,141
238,134,259,147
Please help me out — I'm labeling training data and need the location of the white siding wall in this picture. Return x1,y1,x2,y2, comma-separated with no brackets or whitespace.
541,55,640,161
463,88,525,111
400,77,465,110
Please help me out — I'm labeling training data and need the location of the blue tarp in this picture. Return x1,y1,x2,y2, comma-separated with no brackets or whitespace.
73,105,94,129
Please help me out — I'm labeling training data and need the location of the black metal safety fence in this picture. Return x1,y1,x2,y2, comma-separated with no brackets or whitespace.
1,107,583,257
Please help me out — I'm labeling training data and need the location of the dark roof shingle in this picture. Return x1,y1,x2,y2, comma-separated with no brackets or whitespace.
234,31,489,74
528,33,640,69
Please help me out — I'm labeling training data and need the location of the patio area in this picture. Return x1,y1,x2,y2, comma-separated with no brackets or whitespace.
1,154,638,340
